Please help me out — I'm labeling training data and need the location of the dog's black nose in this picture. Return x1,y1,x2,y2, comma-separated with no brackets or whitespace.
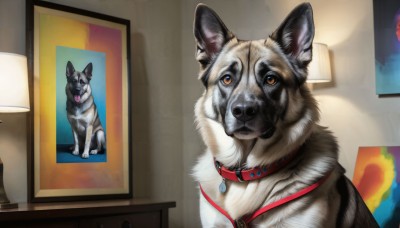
231,101,259,122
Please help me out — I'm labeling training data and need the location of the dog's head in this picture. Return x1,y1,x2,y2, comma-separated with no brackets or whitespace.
66,61,92,104
194,3,319,146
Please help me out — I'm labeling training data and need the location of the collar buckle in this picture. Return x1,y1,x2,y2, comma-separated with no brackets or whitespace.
215,160,222,175
235,169,244,182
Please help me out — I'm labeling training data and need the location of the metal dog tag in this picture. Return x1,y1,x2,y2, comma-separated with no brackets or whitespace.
219,179,227,193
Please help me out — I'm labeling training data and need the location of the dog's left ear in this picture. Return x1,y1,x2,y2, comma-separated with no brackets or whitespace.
271,3,314,84
83,63,93,80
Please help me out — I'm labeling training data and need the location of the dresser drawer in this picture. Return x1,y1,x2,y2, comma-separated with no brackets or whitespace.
0,200,175,228
79,211,161,228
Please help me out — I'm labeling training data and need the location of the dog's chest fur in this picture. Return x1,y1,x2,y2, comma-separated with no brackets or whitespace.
67,96,96,133
193,125,340,227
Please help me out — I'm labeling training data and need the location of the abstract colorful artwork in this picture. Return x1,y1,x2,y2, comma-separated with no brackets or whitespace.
353,147,400,227
373,0,400,95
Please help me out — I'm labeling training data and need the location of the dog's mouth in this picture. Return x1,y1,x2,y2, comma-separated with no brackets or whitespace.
74,95,81,103
233,126,253,138
227,125,275,140
260,126,276,139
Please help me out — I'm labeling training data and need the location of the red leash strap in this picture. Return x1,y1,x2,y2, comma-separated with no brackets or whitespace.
199,184,237,228
199,171,332,227
244,172,332,224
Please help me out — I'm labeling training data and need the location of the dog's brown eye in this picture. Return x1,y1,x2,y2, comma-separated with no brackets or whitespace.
221,75,233,85
265,75,278,86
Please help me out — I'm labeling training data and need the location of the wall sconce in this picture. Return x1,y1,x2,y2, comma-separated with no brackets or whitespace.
0,52,30,209
307,43,332,84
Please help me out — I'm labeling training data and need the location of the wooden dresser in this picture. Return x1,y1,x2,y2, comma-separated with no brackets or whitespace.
0,199,176,228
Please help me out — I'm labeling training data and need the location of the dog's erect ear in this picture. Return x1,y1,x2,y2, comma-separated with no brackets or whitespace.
83,63,93,80
271,3,314,84
194,4,234,68
66,61,75,78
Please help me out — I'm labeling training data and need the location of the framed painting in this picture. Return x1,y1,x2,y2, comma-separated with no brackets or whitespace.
26,0,132,202
353,147,400,227
373,0,400,95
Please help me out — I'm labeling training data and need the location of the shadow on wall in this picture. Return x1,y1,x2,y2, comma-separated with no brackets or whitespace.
131,32,153,198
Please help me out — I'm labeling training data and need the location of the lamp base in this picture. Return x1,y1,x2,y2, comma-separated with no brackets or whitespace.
0,156,18,210
0,202,18,209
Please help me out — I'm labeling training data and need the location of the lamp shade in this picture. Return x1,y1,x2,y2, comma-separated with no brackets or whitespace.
307,43,332,83
0,52,30,112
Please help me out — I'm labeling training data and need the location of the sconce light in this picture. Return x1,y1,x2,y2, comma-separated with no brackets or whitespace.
307,43,332,83
0,52,30,209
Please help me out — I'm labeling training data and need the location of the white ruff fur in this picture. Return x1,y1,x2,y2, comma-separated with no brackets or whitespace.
193,84,341,226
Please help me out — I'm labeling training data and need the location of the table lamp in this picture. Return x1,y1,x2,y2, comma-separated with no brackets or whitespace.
0,52,30,209
307,43,332,83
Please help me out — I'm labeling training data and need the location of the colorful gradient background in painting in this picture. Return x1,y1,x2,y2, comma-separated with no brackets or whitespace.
353,147,400,227
39,13,124,189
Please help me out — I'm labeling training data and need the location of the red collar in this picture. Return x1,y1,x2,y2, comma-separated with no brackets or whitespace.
199,171,332,228
214,148,299,182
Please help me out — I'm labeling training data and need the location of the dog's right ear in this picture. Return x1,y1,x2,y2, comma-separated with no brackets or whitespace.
194,4,234,69
66,61,75,78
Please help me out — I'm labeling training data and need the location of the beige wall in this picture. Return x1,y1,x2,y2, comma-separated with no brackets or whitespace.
0,0,396,227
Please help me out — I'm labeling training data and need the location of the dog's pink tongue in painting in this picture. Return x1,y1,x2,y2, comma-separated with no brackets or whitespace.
74,95,81,103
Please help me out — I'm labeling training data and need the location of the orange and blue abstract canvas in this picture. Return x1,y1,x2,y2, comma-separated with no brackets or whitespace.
353,147,400,227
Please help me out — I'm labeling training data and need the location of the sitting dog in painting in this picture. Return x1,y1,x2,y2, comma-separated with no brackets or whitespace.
65,61,106,159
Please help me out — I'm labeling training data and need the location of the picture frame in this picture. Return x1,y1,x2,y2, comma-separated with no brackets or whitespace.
26,0,132,202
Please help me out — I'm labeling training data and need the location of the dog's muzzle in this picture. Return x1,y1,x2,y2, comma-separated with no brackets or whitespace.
224,94,276,140
231,99,259,122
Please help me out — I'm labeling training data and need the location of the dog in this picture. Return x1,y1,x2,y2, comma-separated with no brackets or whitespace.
65,61,106,159
192,3,379,227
